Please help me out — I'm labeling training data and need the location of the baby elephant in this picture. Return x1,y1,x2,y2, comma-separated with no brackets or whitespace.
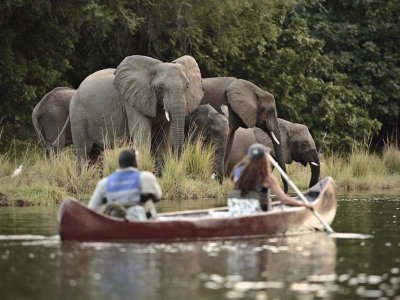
32,87,75,155
185,104,229,183
228,118,320,188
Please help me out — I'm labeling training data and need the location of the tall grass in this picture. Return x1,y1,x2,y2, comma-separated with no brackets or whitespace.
283,139,400,193
306,140,399,192
0,138,226,205
1,136,400,206
160,138,224,200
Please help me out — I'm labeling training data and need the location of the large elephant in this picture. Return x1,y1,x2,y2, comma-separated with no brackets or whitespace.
32,87,75,155
201,77,288,191
228,118,320,188
185,104,229,183
69,55,203,166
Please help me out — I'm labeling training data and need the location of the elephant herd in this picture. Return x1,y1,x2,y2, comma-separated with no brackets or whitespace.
32,55,320,188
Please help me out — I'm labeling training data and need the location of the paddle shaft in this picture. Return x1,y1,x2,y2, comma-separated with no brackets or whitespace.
267,154,334,234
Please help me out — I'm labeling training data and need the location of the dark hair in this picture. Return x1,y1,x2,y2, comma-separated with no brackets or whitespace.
118,149,138,168
234,155,271,196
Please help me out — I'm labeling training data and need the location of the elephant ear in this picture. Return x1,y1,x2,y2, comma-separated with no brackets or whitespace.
114,55,162,118
172,55,204,114
292,123,317,150
226,79,259,128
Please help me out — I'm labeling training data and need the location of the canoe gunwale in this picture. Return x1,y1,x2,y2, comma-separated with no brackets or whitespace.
58,177,336,242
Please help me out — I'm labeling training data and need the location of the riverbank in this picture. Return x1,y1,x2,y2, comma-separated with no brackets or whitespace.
0,141,399,206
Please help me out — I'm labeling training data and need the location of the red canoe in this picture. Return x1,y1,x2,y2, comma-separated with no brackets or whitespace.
58,177,336,242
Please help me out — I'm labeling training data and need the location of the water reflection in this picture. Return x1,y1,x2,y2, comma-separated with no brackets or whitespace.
0,197,399,299
57,233,336,299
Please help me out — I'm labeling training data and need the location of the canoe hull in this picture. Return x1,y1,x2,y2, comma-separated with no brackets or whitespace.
58,177,336,242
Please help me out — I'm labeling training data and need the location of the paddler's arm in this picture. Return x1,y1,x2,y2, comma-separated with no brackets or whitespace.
140,171,162,203
88,178,107,209
264,174,312,208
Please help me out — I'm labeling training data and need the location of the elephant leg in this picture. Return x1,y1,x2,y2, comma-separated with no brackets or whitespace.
213,141,226,184
151,122,171,176
125,106,152,150
223,128,236,175
211,128,228,184
71,117,92,172
88,143,104,165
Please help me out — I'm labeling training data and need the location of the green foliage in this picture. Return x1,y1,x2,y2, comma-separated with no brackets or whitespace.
303,0,400,145
0,0,399,153
0,1,85,144
239,5,381,151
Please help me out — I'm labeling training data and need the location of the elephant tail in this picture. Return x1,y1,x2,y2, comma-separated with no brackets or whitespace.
32,106,48,147
50,114,70,149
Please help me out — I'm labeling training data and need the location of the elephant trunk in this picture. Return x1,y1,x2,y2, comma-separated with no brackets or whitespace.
168,99,186,158
269,122,288,192
308,150,320,188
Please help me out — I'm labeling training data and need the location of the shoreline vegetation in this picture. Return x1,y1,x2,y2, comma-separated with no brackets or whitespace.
0,139,399,207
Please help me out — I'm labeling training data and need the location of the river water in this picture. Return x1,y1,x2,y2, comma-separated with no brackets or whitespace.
0,195,399,300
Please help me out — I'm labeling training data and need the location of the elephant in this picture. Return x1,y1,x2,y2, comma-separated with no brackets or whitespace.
69,55,204,167
200,77,288,191
32,87,75,155
185,104,229,183
227,118,321,188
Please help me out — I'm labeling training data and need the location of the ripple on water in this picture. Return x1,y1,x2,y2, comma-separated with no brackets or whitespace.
367,275,382,285
232,281,284,291
390,268,399,274
307,274,337,282
290,282,338,295
0,235,58,241
356,287,383,298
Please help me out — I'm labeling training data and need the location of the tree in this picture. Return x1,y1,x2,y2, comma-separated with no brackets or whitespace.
0,1,85,145
304,0,400,147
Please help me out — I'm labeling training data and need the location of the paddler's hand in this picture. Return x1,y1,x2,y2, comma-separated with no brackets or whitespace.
301,202,313,209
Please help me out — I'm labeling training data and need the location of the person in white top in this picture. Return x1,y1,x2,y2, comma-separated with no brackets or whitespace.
88,149,162,220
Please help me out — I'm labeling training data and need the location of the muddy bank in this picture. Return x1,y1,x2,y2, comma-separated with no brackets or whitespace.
0,193,34,207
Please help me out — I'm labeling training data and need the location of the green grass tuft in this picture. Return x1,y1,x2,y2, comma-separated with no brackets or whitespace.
1,137,400,206
383,145,400,174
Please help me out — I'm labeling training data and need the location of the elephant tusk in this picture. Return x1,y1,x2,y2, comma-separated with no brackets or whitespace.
211,173,216,180
270,132,280,145
310,161,319,166
165,111,170,122
135,150,139,157
221,105,229,119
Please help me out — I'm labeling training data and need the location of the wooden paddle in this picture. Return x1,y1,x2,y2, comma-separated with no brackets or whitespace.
267,154,335,234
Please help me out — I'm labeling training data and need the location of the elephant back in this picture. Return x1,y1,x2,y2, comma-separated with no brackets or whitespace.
77,69,118,108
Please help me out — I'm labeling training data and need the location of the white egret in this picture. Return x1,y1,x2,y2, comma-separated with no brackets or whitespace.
12,165,23,178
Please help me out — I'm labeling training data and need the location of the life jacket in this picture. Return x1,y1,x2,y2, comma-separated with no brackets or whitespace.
233,164,244,183
105,170,141,206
